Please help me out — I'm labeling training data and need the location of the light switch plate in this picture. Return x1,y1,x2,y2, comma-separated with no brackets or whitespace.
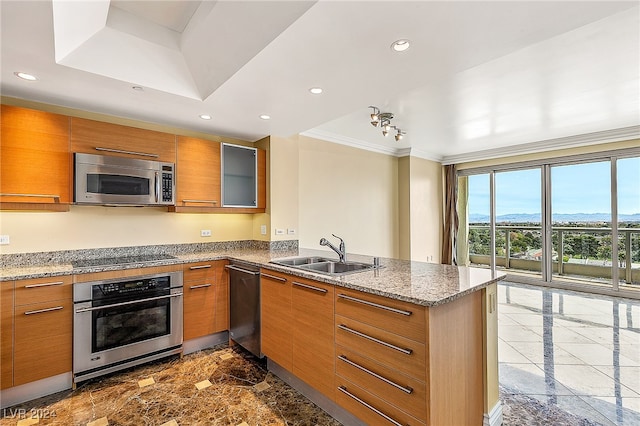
287,228,296,235
260,225,267,235
0,235,9,245
275,229,285,235
200,230,212,237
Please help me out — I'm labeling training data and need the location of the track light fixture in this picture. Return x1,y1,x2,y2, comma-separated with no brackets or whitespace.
368,106,406,141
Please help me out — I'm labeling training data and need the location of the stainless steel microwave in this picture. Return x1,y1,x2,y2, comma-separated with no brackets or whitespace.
74,153,175,206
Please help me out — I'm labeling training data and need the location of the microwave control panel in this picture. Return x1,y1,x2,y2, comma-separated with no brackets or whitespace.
161,164,174,203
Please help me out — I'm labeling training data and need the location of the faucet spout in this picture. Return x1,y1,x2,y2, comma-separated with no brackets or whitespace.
319,234,347,262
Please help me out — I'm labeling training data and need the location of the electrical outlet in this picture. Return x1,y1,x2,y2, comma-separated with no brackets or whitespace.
200,230,212,237
260,225,267,235
275,228,285,235
0,235,9,245
287,228,296,235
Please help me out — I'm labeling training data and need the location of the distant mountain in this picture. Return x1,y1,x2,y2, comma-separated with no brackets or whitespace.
468,213,640,223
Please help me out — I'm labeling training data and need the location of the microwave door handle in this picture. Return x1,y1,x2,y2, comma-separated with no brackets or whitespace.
155,172,160,203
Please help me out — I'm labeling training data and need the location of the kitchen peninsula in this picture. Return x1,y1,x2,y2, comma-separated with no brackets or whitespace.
0,243,505,426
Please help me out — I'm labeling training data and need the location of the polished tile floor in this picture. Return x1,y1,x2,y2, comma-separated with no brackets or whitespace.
498,282,640,426
2,282,638,425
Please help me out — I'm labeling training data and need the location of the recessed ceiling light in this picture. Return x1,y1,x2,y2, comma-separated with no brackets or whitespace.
259,114,271,120
391,39,410,52
14,72,37,81
132,86,144,91
199,114,212,120
309,87,323,95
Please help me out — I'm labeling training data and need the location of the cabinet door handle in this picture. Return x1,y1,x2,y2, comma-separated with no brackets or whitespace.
260,273,286,283
292,281,327,294
189,265,212,270
338,355,413,394
337,386,405,426
0,193,61,203
95,147,159,158
182,199,218,205
24,281,65,289
338,324,413,355
189,284,212,289
24,306,64,315
224,265,260,275
338,293,412,316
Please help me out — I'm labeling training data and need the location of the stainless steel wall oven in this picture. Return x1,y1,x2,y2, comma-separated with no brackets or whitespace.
73,271,183,383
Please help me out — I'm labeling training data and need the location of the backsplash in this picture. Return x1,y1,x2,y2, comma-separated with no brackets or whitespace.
0,240,298,268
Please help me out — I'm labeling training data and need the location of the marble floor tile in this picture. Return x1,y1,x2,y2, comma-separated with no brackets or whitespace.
499,281,640,426
499,363,575,396
505,340,584,365
498,324,543,342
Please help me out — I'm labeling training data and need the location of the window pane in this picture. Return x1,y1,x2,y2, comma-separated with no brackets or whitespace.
552,161,612,286
465,173,491,268
618,157,640,286
495,168,542,277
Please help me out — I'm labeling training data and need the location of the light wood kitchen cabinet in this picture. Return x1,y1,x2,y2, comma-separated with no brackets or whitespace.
335,287,427,425
12,276,73,386
70,117,176,163
172,139,266,213
183,260,228,340
260,269,335,399
291,276,335,399
172,136,221,212
0,105,71,211
260,269,292,371
1,281,13,389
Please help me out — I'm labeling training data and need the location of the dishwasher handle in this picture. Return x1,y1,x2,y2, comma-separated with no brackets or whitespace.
225,264,261,275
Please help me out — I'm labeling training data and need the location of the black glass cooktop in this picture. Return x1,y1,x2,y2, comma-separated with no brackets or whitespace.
71,254,177,269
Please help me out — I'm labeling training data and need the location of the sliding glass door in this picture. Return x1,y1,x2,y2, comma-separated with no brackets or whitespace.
457,148,639,296
551,161,612,286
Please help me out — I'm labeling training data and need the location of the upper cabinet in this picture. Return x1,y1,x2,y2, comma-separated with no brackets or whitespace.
173,136,221,211
222,143,257,208
171,139,266,213
70,117,176,163
0,105,71,211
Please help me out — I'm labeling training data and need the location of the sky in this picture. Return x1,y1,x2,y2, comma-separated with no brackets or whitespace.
467,157,640,217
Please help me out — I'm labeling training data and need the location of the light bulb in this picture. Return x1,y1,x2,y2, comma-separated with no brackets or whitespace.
382,130,389,137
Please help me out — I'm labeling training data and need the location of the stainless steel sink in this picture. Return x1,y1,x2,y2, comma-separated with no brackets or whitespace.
272,256,331,266
270,256,375,276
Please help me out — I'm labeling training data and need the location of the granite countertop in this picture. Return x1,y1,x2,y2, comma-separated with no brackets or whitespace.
0,246,505,307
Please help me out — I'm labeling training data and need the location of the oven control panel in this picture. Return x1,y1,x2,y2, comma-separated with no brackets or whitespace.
95,276,170,298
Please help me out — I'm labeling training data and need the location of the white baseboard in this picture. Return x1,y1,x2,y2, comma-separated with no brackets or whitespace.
484,401,503,426
1,372,72,409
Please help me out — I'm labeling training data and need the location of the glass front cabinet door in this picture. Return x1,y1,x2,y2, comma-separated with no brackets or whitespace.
221,143,257,208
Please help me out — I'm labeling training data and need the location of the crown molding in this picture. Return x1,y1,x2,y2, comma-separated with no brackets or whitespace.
301,125,640,165
299,129,443,162
299,129,399,156
441,125,640,165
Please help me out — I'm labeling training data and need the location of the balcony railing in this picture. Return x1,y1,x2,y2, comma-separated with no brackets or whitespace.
467,225,640,285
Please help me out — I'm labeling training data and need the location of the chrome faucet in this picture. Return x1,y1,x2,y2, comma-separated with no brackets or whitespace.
320,234,346,263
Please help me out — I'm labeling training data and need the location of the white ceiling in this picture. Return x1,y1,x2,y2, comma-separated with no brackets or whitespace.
1,1,639,164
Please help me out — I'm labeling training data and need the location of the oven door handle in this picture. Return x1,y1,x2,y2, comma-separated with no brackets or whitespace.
74,292,183,313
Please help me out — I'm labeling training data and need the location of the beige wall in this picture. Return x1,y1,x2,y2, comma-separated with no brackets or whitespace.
298,135,400,258
0,206,254,254
268,135,299,241
397,157,443,262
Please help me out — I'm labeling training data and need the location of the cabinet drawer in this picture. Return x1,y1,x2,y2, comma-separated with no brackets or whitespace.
184,261,219,282
336,378,426,426
14,299,72,386
335,288,426,342
335,315,426,380
15,276,72,306
336,345,426,420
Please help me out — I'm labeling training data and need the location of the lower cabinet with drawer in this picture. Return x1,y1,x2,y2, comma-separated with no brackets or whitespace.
183,260,228,340
260,269,335,400
7,276,73,387
335,287,427,426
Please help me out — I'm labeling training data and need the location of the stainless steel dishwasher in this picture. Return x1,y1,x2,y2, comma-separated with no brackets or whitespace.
226,261,262,358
